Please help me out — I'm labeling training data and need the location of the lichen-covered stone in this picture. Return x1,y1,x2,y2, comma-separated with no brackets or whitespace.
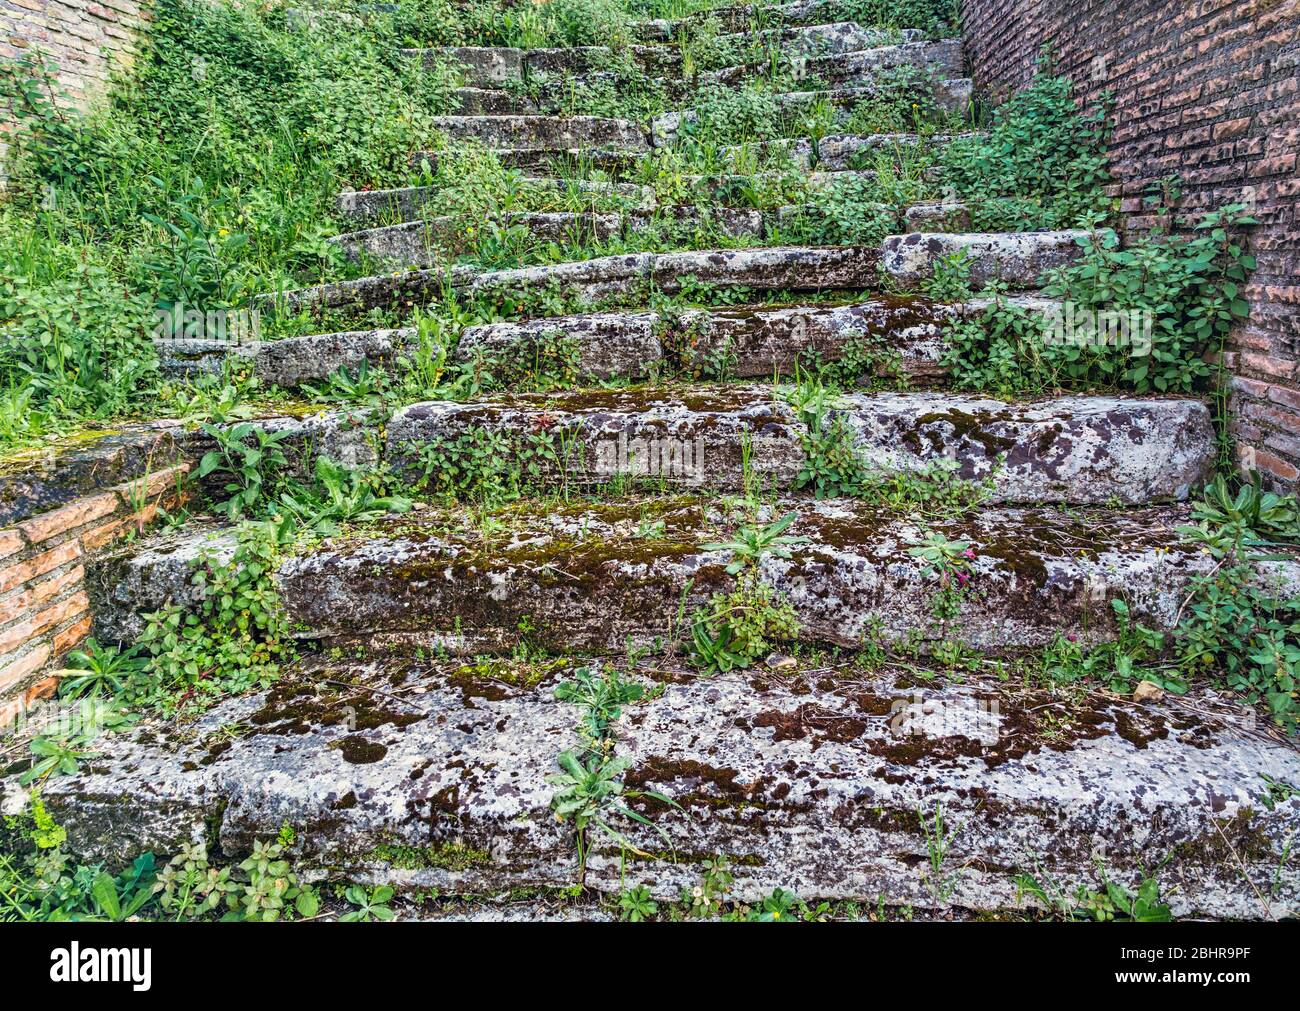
328,213,626,269
0,423,185,527
335,185,439,227
523,44,683,77
882,230,1089,289
454,295,1024,381
590,673,1300,918
716,21,925,57
20,654,1298,917
382,387,1213,504
89,498,1300,658
905,201,972,232
406,46,523,86
652,79,973,145
723,131,980,171
431,115,649,152
154,330,417,387
387,386,805,490
703,39,964,88
840,391,1216,504
24,665,579,894
451,87,539,116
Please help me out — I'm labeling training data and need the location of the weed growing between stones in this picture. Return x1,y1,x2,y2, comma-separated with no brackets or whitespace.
548,665,679,882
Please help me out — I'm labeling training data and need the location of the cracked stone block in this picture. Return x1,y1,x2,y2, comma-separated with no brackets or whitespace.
881,230,1089,289
88,498,1300,658
431,115,649,152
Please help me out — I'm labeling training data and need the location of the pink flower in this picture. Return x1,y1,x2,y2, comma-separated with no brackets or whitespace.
963,547,977,561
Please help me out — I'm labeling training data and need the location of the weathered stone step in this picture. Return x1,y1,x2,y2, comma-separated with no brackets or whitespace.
329,197,978,270
328,207,776,269
882,230,1089,290
452,86,538,116
701,38,963,89
334,179,654,228
158,293,1052,386
454,295,1048,382
652,78,973,145
722,130,979,171
408,45,684,88
90,498,1296,659
431,115,648,153
385,388,1214,505
715,21,925,56
267,245,879,315
25,657,1299,917
634,0,942,40
153,328,417,386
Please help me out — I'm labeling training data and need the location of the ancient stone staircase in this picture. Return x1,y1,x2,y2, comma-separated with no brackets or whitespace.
24,3,1300,919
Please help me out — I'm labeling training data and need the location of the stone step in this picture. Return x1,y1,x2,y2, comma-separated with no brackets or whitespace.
634,0,938,40
454,294,1049,382
715,21,926,57
431,115,649,153
452,86,538,116
528,38,963,106
25,656,1300,917
267,245,879,315
721,130,979,171
162,293,1050,387
384,388,1214,505
329,197,979,270
652,78,973,145
700,38,964,89
407,44,684,89
153,329,418,386
334,179,654,228
90,498,1296,658
328,207,780,269
881,230,1089,290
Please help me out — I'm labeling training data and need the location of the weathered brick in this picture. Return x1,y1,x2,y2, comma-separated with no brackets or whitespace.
17,491,120,545
0,644,52,695
0,539,81,594
0,591,89,656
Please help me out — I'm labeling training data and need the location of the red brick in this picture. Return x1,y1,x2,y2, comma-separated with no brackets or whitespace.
17,492,120,545
0,539,81,594
0,643,51,694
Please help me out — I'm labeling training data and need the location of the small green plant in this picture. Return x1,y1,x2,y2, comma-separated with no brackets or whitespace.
56,639,147,699
1015,861,1173,922
617,884,658,922
339,884,395,922
277,457,412,535
688,574,799,674
197,422,292,521
701,510,809,574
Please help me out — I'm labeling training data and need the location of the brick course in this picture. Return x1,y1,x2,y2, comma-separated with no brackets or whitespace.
961,0,1300,489
0,461,190,714
1,0,149,166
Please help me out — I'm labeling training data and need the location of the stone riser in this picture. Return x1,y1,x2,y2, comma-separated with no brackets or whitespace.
327,200,974,270
384,388,1215,506
266,232,1080,317
335,179,655,228
264,245,882,316
25,659,1300,919
91,498,1298,657
651,78,973,145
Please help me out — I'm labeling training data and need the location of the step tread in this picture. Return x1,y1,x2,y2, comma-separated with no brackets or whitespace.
35,584,1300,915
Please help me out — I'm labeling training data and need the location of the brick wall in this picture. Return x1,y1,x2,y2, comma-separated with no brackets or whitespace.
960,0,1300,489
0,435,189,724
1,0,149,169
